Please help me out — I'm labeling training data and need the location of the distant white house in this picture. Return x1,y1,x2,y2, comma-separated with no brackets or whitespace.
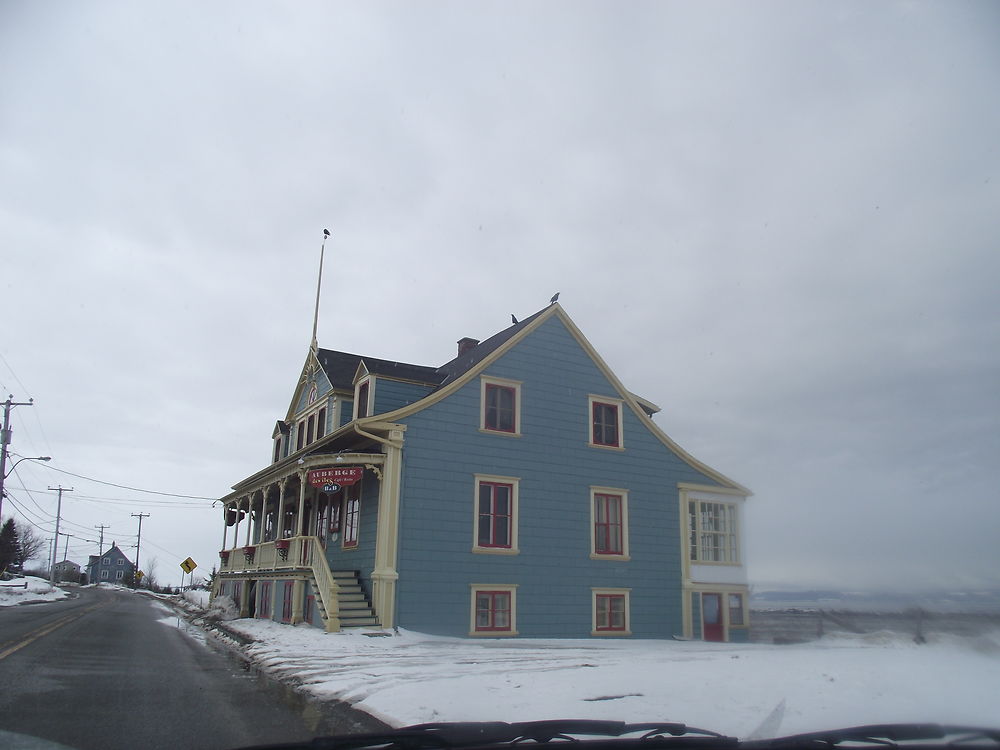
52,559,81,583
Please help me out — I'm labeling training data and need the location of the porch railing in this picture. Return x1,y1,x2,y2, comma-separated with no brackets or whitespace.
217,536,340,630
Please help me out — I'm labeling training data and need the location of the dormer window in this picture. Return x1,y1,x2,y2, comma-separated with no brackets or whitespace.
354,378,372,419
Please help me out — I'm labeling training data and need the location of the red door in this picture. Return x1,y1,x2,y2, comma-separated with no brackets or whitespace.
702,593,724,642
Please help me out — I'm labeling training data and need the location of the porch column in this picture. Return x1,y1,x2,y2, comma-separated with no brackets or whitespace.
256,490,267,544
244,496,254,546
276,482,286,538
297,476,307,535
371,428,404,629
232,500,241,549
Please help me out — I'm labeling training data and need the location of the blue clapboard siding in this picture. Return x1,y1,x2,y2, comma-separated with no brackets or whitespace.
372,378,436,416
394,314,724,638
323,476,379,590
293,367,335,415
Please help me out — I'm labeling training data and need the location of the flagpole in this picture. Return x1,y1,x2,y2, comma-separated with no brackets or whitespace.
311,229,330,352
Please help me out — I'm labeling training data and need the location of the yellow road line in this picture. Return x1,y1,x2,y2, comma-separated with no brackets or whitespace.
0,602,106,661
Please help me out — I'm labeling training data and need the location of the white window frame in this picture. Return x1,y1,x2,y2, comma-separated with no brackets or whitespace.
591,587,632,636
589,486,630,561
472,474,520,555
688,499,740,564
469,583,518,637
100,570,109,580
588,395,624,450
116,570,124,580
479,376,522,436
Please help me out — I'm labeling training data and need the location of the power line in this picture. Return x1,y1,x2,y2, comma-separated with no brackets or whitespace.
42,464,218,500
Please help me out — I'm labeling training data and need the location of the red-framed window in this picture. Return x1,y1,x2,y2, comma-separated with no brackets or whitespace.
281,582,294,622
477,482,513,548
296,421,305,451
343,486,360,548
317,407,327,439
592,400,620,447
484,383,516,433
593,493,623,555
273,436,282,463
474,590,512,632
258,582,272,619
307,414,315,445
595,593,627,632
304,594,314,625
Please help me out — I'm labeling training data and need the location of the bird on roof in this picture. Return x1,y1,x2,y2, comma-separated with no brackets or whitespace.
550,292,560,304
323,228,330,237
511,314,519,325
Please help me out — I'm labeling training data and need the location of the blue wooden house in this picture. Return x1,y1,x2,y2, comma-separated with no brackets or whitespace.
86,543,136,586
213,303,751,641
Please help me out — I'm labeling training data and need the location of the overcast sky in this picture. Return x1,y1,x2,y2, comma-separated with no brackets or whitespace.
1,1,997,591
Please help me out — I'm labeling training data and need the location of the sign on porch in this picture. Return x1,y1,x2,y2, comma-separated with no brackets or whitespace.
308,467,364,489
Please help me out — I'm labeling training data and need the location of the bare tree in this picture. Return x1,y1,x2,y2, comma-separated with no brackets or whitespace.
144,556,159,590
16,524,44,569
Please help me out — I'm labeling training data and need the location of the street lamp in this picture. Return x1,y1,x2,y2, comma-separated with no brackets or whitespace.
0,455,52,519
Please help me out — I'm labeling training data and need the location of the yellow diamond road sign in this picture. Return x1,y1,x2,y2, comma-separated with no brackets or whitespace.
180,557,197,574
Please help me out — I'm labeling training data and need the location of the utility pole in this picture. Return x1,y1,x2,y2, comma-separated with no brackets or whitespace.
94,524,109,555
0,395,36,520
131,512,150,587
48,486,73,583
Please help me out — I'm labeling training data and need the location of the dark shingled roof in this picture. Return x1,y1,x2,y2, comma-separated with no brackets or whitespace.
316,349,444,390
317,305,551,395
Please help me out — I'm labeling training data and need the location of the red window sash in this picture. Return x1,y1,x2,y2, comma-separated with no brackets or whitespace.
477,482,512,548
475,591,512,631
594,494,623,554
595,594,626,631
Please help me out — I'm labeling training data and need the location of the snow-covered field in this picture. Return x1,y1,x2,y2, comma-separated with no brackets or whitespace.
0,575,69,606
219,618,1000,737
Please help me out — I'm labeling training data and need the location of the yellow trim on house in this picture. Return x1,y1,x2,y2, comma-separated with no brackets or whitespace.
684,584,751,640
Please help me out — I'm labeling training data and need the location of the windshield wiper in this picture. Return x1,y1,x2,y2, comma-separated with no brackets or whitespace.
242,720,738,750
743,723,1000,748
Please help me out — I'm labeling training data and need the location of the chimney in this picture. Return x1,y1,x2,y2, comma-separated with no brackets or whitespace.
457,337,479,356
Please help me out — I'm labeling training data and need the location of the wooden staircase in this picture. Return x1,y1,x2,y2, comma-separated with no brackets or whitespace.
308,568,379,630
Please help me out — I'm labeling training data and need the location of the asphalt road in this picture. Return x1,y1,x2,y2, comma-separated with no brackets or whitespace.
0,585,384,750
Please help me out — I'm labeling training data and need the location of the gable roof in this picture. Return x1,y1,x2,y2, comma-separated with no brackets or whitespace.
353,303,751,495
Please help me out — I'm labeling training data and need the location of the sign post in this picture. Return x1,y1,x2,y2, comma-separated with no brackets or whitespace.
179,557,197,590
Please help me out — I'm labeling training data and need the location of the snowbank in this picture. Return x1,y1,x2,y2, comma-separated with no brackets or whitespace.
0,575,69,606
217,619,1000,737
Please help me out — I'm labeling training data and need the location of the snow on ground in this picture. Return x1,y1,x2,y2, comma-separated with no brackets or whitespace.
0,575,69,606
218,619,1000,737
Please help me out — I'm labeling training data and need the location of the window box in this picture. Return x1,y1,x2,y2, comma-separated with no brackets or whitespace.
242,545,256,562
219,550,230,563
275,538,290,560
